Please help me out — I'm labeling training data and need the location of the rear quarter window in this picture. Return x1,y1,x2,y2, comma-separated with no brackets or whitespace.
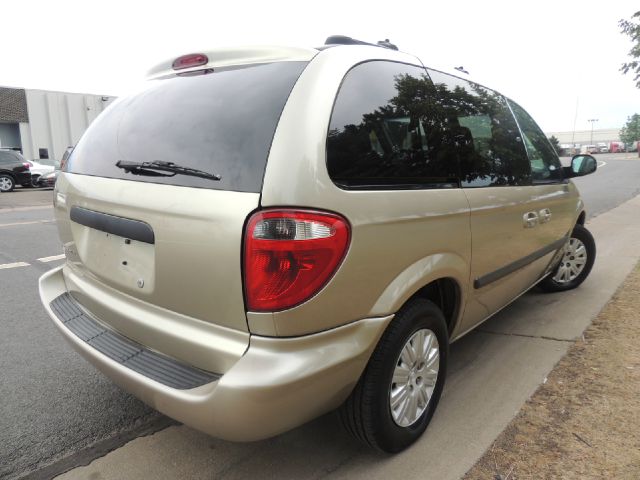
326,61,460,190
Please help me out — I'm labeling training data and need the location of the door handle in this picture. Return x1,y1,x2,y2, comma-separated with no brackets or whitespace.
523,211,539,228
539,208,552,223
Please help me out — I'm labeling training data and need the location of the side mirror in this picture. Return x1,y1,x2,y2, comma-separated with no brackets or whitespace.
564,154,597,178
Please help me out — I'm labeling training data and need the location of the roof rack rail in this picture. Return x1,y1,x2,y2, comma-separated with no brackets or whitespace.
324,35,398,51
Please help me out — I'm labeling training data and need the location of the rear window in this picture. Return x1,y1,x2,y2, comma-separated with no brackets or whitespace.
67,61,308,192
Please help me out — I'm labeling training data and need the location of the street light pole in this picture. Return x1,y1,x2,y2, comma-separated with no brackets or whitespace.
587,118,599,147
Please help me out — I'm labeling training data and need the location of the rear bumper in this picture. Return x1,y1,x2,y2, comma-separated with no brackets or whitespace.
39,265,393,441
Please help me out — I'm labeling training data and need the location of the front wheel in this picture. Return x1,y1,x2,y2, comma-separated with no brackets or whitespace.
340,298,448,453
539,224,596,292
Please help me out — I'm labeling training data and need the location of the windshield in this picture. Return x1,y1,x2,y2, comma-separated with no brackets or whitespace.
67,61,308,192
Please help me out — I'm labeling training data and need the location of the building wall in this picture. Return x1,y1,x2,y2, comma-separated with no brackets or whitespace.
18,89,114,161
545,129,620,145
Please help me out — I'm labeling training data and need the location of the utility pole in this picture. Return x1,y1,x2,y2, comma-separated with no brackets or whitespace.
587,118,599,147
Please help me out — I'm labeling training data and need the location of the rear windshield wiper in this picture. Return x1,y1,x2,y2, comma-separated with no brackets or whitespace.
115,160,221,181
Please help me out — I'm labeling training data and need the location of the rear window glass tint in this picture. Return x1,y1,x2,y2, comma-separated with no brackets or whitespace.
67,62,307,192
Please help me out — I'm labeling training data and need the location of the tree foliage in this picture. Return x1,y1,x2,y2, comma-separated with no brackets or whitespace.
619,11,640,88
547,135,560,154
620,113,640,144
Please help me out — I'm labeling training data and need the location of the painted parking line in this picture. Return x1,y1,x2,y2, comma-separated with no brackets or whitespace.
0,219,55,228
598,160,607,168
37,254,66,263
0,262,31,270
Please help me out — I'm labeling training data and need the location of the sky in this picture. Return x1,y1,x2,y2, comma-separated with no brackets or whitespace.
2,0,639,133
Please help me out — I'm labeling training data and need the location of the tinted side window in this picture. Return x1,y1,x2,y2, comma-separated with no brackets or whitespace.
508,100,563,183
426,69,531,187
327,61,459,189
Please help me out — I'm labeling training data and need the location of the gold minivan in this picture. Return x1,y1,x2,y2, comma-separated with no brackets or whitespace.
39,36,597,453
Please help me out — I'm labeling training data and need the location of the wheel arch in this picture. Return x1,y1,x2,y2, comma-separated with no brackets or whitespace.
369,253,467,336
406,277,461,336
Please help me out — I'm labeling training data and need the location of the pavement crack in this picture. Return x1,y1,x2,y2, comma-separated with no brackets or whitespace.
477,329,574,343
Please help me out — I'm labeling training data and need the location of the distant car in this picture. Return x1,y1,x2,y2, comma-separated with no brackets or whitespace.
0,149,31,192
585,145,599,154
598,146,609,153
25,159,56,187
37,161,60,188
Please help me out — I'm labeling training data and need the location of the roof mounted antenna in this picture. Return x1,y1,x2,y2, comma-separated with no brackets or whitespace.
324,35,398,51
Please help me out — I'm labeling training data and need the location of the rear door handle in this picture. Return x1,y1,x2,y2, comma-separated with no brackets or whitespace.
523,211,539,228
539,208,552,223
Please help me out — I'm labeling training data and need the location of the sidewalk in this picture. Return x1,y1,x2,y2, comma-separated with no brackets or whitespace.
54,194,640,480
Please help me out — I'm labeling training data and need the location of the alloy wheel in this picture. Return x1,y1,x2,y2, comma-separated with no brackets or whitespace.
389,328,440,427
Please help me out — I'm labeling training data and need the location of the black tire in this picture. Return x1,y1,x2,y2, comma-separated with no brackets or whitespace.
339,298,448,453
0,174,15,192
30,175,41,188
538,224,595,293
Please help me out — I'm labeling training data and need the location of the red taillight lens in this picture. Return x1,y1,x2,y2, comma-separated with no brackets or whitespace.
172,53,208,70
244,210,350,312
23,162,31,169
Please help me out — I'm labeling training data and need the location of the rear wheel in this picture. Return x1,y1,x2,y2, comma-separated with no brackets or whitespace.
30,175,41,187
0,174,15,192
539,224,595,292
340,298,448,452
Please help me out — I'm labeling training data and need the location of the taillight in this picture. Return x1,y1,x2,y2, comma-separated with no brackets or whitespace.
243,209,350,312
23,162,30,169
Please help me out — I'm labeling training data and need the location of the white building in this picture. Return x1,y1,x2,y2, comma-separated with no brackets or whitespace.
0,86,115,161
544,128,620,145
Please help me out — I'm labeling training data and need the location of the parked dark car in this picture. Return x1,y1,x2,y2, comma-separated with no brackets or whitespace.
0,149,31,192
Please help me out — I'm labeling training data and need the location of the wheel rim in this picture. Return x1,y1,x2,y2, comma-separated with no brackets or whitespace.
553,237,587,284
389,328,440,427
0,176,12,191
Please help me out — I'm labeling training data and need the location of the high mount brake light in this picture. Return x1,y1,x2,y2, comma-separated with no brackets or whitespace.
172,53,209,70
243,210,350,312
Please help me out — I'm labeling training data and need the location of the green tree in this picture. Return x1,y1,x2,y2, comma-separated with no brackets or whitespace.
547,135,560,154
620,113,640,144
619,11,640,88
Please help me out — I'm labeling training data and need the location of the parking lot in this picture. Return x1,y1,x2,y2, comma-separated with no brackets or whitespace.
2,153,639,479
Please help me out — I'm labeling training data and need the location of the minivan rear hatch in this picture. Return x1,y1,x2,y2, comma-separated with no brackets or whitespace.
57,56,311,336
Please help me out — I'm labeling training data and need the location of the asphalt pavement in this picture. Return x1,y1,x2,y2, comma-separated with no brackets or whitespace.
569,152,640,219
1,153,638,479
0,191,168,480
